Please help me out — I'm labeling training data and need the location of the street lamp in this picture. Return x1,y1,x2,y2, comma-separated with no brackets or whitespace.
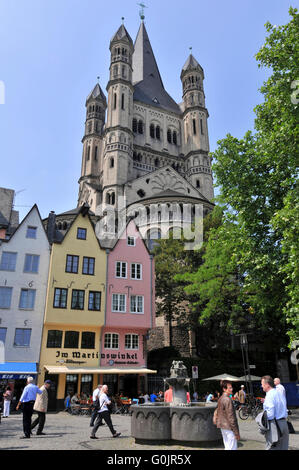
239,333,253,398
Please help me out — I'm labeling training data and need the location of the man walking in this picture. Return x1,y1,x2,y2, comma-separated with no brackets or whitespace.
16,377,43,439
90,384,103,427
90,385,120,439
261,375,289,450
214,380,240,450
31,379,51,435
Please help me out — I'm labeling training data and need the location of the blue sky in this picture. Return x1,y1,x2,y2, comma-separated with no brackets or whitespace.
0,0,295,221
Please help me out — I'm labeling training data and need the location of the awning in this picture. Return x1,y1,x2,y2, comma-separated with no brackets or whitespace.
0,362,37,379
44,365,157,375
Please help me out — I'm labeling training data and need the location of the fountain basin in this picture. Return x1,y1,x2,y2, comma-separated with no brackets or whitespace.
131,403,222,444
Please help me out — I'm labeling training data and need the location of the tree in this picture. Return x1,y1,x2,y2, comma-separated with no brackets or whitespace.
179,8,299,347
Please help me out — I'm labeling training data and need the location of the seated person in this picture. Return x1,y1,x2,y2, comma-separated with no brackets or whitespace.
205,392,214,403
150,391,158,402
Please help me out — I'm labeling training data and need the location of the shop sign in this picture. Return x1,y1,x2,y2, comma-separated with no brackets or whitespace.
55,350,99,360
101,352,139,366
0,374,36,379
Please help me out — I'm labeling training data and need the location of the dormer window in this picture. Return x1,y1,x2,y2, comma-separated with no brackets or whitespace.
152,97,159,103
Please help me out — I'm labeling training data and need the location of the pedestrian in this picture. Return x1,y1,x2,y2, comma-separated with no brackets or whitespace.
192,390,199,402
90,385,121,439
2,386,13,418
260,375,289,450
90,384,103,427
213,380,240,450
16,377,43,439
30,379,51,435
274,378,286,402
150,390,158,402
164,386,173,403
206,392,214,403
238,385,246,404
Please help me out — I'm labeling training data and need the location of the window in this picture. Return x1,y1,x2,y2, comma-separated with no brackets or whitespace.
26,226,37,239
125,334,139,350
196,179,200,188
150,124,155,138
173,131,177,145
113,93,117,109
115,261,127,278
88,291,101,311
0,287,13,308
110,158,114,168
19,289,36,309
14,328,31,347
156,126,160,140
121,93,125,110
193,119,197,135
71,290,85,310
132,118,138,133
200,119,204,135
131,263,142,280
104,333,119,349
24,254,40,273
82,257,95,275
77,228,87,240
53,288,68,308
138,120,143,134
47,330,63,348
81,332,95,349
65,254,79,273
64,331,79,348
94,146,98,161
0,327,7,344
0,252,17,271
130,295,144,314
127,236,135,246
112,294,126,312
167,129,172,143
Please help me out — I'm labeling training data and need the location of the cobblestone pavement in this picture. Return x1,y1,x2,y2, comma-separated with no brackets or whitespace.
0,409,298,451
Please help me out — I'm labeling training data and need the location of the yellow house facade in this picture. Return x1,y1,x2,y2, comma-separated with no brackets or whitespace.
38,208,107,409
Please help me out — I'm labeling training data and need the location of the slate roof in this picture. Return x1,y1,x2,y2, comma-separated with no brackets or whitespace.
86,83,106,104
110,24,133,46
132,22,181,115
182,54,203,72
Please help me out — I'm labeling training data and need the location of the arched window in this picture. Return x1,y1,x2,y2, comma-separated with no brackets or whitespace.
156,126,160,140
111,192,115,205
110,157,114,168
173,131,177,145
94,146,98,161
106,193,111,204
133,152,137,161
167,129,172,144
113,93,117,109
63,221,67,230
193,119,197,135
137,153,142,162
121,93,125,110
138,120,143,134
150,124,155,138
132,118,137,133
154,158,159,168
196,179,200,188
200,119,204,135
86,146,91,161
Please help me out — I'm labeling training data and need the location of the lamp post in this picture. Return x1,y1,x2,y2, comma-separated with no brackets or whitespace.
239,333,253,398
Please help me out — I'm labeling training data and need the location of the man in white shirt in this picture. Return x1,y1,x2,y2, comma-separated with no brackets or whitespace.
90,385,121,439
90,384,103,427
261,375,289,450
274,378,287,401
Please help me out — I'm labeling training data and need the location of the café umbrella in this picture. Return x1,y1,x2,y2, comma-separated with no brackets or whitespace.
238,375,261,381
202,373,241,382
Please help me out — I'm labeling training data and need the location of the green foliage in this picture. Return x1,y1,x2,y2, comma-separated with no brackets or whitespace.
177,8,299,347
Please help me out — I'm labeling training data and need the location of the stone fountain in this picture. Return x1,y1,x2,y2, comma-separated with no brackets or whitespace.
131,361,222,444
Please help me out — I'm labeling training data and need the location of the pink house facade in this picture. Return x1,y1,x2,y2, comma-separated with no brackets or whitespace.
100,220,156,396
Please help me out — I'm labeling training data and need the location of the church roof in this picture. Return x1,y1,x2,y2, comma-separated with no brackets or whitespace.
181,54,203,75
110,24,133,46
132,22,181,115
86,83,106,104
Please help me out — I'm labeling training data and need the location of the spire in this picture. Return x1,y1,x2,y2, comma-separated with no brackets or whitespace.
110,24,133,47
181,53,203,75
132,22,181,114
86,82,106,105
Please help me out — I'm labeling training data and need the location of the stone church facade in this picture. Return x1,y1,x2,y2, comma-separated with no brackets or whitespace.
77,19,214,243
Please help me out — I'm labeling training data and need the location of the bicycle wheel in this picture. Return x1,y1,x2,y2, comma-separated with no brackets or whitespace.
239,406,250,420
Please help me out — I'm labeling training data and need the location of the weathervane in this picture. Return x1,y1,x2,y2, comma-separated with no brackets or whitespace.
137,2,147,21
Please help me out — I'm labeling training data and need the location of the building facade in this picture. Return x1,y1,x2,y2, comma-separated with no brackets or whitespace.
0,205,50,402
77,18,214,243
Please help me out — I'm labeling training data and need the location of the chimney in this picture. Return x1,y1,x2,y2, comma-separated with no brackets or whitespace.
47,211,56,244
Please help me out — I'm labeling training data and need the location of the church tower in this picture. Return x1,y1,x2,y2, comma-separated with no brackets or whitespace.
78,82,107,210
181,54,214,200
102,23,134,210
